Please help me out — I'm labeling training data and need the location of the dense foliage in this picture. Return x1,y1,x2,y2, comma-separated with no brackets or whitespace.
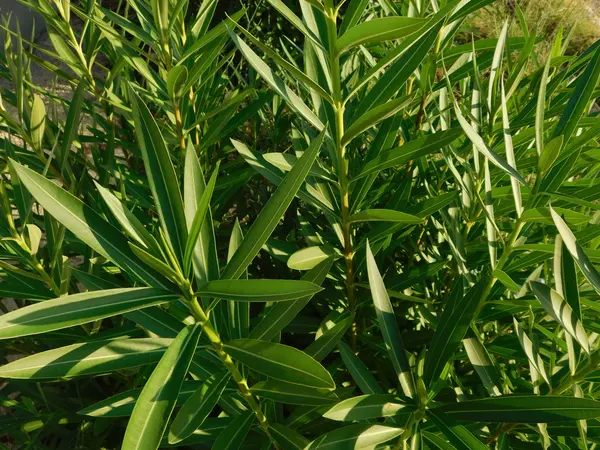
3,0,600,448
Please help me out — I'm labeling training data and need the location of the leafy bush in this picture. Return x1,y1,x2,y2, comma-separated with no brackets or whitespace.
2,0,600,449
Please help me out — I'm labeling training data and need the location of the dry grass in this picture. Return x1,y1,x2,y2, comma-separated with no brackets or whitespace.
471,0,600,58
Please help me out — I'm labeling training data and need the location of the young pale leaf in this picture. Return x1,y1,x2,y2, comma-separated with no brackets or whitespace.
434,396,600,422
424,280,485,387
323,395,415,422
123,325,202,450
225,130,325,279
223,339,335,389
305,425,404,450
0,288,178,339
129,87,188,265
336,17,426,54
530,281,589,354
353,128,463,181
288,246,337,271
196,279,322,302
30,94,45,151
250,257,333,340
250,380,338,406
350,209,424,224
0,338,172,379
168,372,230,444
212,412,254,450
9,160,168,288
550,206,600,293
536,49,552,156
366,240,415,398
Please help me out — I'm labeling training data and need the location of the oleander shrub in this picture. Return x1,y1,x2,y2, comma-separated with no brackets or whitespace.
3,0,600,449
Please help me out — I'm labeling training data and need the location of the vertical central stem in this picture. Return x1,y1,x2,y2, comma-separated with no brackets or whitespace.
326,6,356,316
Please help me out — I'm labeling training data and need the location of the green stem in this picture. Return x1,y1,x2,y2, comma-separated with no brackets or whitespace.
186,295,280,449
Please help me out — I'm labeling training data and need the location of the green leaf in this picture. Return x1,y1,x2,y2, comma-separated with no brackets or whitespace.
264,0,326,53
263,153,334,182
78,380,205,418
270,423,310,450
30,94,45,151
427,410,488,450
350,209,424,224
9,160,168,288
305,314,354,362
168,372,230,444
212,412,254,450
95,183,158,251
342,95,413,146
228,30,324,132
196,279,322,302
521,206,589,226
553,46,600,143
530,281,590,354
450,90,526,185
184,143,219,284
251,380,338,406
338,341,383,395
123,324,202,450
224,130,325,279
366,240,415,398
223,339,335,389
550,206,600,294
129,87,188,264
167,66,188,101
353,128,463,181
288,246,338,271
339,0,369,35
305,425,404,450
59,79,86,171
538,135,564,174
433,396,600,422
336,17,426,54
423,280,485,387
536,48,552,156
250,257,333,340
182,162,219,277
0,338,172,379
513,318,550,385
323,395,415,422
0,288,178,339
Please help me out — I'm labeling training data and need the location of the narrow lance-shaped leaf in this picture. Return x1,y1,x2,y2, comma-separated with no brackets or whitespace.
550,206,600,294
424,279,485,387
536,46,552,156
122,324,202,450
183,162,219,277
366,240,415,398
338,341,384,395
324,395,415,422
196,279,322,302
500,79,523,216
224,130,325,279
212,412,254,450
530,281,590,354
0,338,172,379
427,410,488,450
59,79,86,171
305,424,405,450
168,371,230,444
30,94,45,152
129,87,188,265
433,396,600,422
336,17,426,54
250,380,338,406
350,209,424,224
0,288,179,339
513,318,550,385
9,160,169,288
223,339,335,389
